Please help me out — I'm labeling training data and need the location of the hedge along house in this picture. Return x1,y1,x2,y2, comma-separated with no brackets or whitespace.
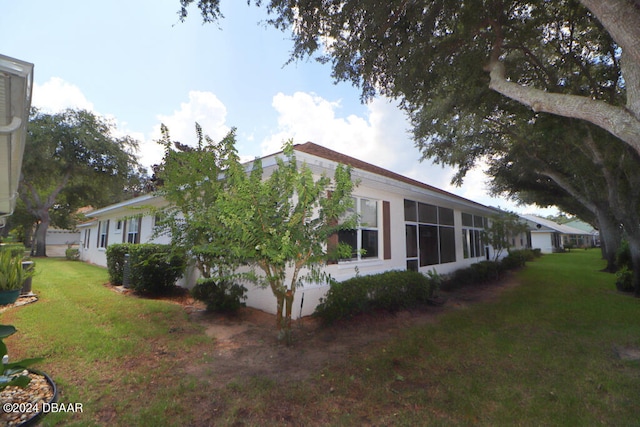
79,143,503,317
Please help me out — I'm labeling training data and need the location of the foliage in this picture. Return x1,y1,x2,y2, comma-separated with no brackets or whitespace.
19,108,147,257
191,278,247,313
314,270,437,324
0,325,43,390
0,244,27,258
0,250,34,291
153,124,242,282
441,251,538,292
500,249,539,271
482,212,530,261
156,125,356,342
127,244,186,295
65,248,80,261
615,267,634,293
616,240,633,271
106,243,135,285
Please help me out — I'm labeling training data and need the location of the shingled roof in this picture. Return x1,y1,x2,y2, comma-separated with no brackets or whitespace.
293,142,493,210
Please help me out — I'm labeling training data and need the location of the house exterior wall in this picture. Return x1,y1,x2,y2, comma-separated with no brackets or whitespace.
78,195,170,266
531,232,555,253
80,147,503,317
199,149,501,317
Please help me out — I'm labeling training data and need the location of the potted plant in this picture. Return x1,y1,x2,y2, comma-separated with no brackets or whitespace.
0,325,43,389
0,324,55,426
0,250,34,305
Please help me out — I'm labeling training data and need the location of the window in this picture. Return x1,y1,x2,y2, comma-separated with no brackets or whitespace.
339,197,379,260
405,200,456,267
98,220,109,248
127,217,140,244
462,213,486,259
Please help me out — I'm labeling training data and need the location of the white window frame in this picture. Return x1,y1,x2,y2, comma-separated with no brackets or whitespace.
338,197,379,261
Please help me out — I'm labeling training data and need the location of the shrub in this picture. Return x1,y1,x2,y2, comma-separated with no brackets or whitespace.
471,261,503,283
128,244,186,295
501,250,529,270
65,248,80,261
0,244,27,259
191,278,247,313
314,270,436,324
615,267,634,293
616,240,632,270
106,243,134,285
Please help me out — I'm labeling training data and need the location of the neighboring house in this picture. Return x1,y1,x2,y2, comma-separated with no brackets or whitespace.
520,214,593,253
80,143,506,316
45,227,81,257
565,219,600,247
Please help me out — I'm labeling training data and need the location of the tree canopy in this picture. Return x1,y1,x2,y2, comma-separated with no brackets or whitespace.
19,109,146,256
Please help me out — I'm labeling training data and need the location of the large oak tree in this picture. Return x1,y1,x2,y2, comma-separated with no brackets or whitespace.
20,109,145,256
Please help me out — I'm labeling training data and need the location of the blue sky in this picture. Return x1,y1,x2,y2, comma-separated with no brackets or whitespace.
1,0,556,215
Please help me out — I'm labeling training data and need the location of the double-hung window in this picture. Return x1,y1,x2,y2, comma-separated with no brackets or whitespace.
338,197,379,260
127,217,140,244
98,220,109,248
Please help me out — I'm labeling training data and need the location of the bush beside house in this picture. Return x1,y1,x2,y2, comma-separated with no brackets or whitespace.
314,270,438,324
106,243,186,295
316,249,542,324
191,278,247,313
106,244,134,285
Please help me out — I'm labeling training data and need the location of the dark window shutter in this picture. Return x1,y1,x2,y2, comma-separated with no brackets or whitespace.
105,220,110,247
122,219,127,243
136,216,142,244
383,201,391,260
326,190,338,265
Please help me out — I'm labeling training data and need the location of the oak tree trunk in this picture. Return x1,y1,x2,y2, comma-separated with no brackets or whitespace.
596,210,622,272
32,208,50,257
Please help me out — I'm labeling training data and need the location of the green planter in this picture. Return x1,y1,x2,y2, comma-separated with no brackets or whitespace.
0,289,20,305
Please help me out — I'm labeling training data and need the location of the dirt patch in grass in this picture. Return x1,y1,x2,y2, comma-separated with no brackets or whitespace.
182,272,522,388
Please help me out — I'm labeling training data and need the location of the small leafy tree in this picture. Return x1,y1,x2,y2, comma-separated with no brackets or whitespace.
482,212,529,261
154,124,242,282
156,126,356,342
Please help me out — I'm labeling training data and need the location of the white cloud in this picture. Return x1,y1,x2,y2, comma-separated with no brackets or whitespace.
262,91,558,215
33,77,94,112
263,92,456,192
140,91,231,169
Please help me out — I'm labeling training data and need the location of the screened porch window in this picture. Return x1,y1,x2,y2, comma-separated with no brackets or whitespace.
405,200,456,270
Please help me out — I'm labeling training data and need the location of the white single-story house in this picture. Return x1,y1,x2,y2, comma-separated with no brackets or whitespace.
80,143,508,316
564,219,600,247
520,214,593,253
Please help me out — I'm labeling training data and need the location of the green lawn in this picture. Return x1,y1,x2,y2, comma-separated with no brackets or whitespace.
2,251,639,426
